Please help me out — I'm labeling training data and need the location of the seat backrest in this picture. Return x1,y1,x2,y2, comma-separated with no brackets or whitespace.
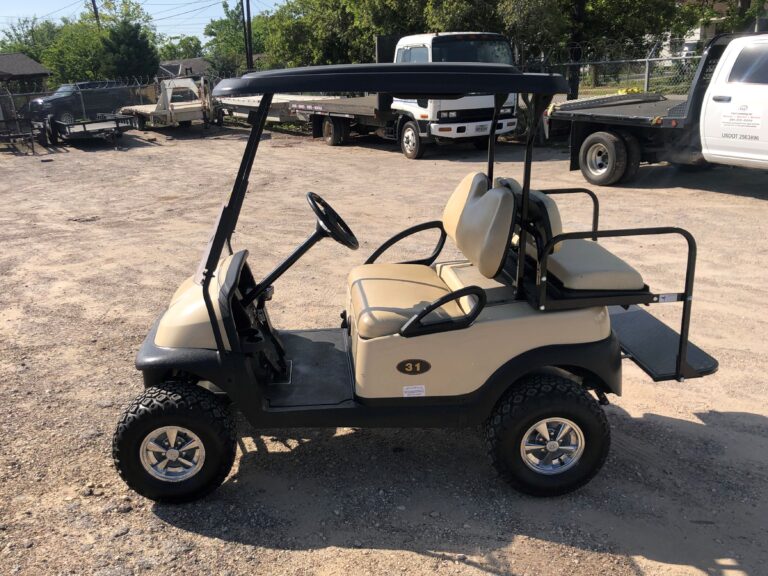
494,176,563,253
442,172,516,278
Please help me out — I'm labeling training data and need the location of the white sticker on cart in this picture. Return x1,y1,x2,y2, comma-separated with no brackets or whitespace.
403,385,426,397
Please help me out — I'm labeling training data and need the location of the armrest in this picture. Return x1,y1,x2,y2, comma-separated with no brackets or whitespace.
399,286,487,338
365,220,446,266
539,187,600,239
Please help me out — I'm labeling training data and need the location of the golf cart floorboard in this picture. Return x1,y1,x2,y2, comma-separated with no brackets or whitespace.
265,329,355,409
609,305,718,382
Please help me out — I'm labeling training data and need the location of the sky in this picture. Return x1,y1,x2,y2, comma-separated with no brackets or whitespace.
0,0,281,41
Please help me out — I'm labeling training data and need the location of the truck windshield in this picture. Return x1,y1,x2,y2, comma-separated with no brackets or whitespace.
54,85,75,95
432,38,514,65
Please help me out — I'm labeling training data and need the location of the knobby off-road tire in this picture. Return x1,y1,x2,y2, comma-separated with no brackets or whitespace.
579,131,628,186
617,130,642,184
486,374,610,497
113,382,237,503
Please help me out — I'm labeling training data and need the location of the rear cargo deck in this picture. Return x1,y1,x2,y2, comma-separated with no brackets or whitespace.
609,305,718,381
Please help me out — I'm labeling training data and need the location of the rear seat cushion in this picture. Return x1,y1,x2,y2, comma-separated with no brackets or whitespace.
495,177,563,252
548,239,645,291
348,263,464,339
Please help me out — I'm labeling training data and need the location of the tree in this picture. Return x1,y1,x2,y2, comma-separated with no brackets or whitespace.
101,19,159,79
497,0,570,63
159,35,203,61
425,0,501,32
203,1,248,76
0,18,61,63
41,21,106,84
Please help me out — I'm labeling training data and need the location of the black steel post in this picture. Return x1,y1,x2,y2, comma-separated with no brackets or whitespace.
486,93,505,183
514,94,538,299
244,0,254,70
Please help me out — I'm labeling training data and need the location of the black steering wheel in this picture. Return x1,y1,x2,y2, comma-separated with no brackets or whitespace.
306,192,359,250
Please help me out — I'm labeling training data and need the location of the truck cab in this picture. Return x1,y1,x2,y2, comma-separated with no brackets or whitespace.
392,33,517,151
700,34,768,168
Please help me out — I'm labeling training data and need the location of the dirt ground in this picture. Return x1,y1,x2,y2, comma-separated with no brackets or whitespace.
1,125,767,576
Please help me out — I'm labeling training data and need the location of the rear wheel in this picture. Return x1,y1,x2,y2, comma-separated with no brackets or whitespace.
322,116,348,146
113,382,236,503
400,120,425,159
579,131,627,186
486,374,610,496
617,130,641,183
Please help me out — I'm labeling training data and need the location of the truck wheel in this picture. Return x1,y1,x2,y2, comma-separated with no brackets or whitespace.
46,115,59,146
486,374,610,497
473,136,497,150
400,120,425,159
322,117,348,146
57,111,75,125
179,120,192,128
617,130,641,183
579,131,627,186
135,115,146,131
112,382,237,503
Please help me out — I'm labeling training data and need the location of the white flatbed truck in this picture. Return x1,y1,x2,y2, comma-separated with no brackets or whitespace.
546,33,768,185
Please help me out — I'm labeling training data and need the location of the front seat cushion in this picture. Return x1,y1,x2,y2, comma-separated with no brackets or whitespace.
348,263,464,339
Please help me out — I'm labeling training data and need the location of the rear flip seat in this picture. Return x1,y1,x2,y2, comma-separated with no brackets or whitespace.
494,177,645,292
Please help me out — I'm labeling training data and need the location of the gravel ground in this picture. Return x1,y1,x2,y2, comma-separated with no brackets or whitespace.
1,126,766,576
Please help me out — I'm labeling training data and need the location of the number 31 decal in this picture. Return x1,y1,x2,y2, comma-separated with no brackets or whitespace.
397,359,431,375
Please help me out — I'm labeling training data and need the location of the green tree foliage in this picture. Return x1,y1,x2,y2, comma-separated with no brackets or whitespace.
425,0,501,33
0,18,61,63
497,0,570,60
41,21,106,83
159,35,204,61
203,1,248,76
101,19,159,79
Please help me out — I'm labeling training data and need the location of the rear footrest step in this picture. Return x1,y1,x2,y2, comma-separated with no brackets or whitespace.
609,305,718,382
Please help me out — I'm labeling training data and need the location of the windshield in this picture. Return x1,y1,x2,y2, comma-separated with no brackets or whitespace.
54,84,75,95
432,38,514,65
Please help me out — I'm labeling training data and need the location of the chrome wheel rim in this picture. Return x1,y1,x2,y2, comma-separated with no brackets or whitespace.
139,426,205,482
586,143,609,175
402,127,417,154
520,417,585,475
59,112,75,124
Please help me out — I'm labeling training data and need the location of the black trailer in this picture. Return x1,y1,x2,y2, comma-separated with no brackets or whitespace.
38,113,134,147
546,34,741,185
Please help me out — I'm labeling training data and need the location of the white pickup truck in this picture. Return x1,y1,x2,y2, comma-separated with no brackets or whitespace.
289,32,518,158
121,78,212,130
546,33,768,185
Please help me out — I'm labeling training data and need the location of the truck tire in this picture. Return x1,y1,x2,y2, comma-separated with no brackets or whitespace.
112,381,237,503
322,117,347,146
179,120,192,128
135,115,146,131
579,131,627,186
617,130,641,183
46,115,59,146
400,120,425,159
486,373,610,497
57,110,75,125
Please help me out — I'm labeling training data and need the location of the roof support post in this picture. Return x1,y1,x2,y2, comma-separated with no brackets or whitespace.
486,93,506,183
514,93,552,299
197,93,273,353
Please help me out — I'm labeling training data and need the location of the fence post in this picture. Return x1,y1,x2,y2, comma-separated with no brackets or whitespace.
644,58,651,92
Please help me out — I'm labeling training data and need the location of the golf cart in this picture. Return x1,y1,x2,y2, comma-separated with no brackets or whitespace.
113,64,718,502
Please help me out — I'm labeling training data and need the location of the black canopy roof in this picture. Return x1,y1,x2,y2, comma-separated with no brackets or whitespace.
212,63,569,98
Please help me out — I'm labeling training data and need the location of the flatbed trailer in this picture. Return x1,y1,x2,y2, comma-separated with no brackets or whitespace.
216,94,334,123
546,33,768,185
36,113,134,147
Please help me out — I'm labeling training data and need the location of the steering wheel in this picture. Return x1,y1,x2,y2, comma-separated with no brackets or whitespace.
306,192,359,250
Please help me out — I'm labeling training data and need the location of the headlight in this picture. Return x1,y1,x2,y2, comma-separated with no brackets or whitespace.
500,108,512,115
439,111,458,119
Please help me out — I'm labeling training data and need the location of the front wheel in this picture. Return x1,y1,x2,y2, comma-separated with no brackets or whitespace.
400,120,425,159
112,382,237,503
486,374,610,497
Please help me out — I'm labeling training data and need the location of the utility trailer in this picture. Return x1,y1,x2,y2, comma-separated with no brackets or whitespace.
0,87,35,153
38,113,134,147
546,33,768,185
121,78,213,129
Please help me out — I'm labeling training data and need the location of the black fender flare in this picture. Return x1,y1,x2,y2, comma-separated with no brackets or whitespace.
469,332,622,421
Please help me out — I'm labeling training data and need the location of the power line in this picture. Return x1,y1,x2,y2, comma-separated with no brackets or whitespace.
152,1,223,22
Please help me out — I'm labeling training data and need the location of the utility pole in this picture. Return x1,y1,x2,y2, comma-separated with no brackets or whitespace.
91,0,101,30
244,0,254,70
